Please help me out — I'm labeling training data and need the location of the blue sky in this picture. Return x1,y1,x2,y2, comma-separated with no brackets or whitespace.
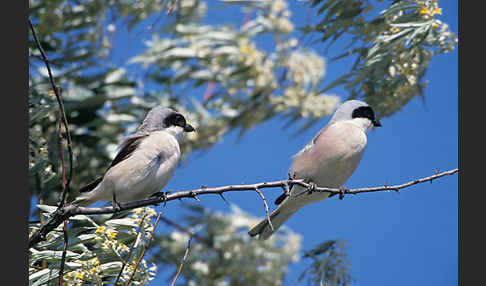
105,1,458,285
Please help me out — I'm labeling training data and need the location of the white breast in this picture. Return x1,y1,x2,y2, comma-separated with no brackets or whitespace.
137,131,181,193
103,131,182,203
291,120,367,188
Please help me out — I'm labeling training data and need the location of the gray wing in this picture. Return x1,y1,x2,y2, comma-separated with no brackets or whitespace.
108,134,148,169
292,124,331,159
275,124,332,205
78,134,148,193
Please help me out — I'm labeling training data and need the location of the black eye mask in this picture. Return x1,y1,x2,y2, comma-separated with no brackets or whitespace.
164,113,195,132
352,106,382,127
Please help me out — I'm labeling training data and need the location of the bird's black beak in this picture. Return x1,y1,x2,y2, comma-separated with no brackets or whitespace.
373,119,382,127
183,123,195,132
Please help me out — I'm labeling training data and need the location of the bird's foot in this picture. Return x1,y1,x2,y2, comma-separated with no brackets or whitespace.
275,180,292,205
150,191,170,207
307,182,317,194
282,180,291,196
338,186,349,200
287,172,296,180
189,191,201,202
112,194,123,212
276,173,297,204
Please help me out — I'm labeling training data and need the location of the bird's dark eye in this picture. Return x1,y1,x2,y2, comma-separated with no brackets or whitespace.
164,113,186,128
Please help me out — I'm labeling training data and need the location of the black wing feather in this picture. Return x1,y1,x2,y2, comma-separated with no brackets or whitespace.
274,193,287,205
274,184,294,205
79,177,103,193
108,135,147,169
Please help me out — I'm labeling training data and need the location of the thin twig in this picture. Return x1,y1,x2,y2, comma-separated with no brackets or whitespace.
29,168,459,247
114,213,148,286
58,220,69,286
218,193,230,205
29,19,74,207
170,236,192,286
254,187,274,231
57,97,68,286
30,20,76,284
159,216,226,258
125,213,162,286
159,216,205,242
57,96,66,189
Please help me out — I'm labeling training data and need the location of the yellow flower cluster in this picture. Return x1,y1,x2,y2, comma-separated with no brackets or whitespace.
417,0,442,18
89,257,100,274
94,225,118,239
63,257,102,285
93,224,129,255
271,91,340,118
287,51,326,87
64,270,85,285
94,225,105,235
237,38,276,90
387,46,422,85
269,49,339,118
431,19,441,29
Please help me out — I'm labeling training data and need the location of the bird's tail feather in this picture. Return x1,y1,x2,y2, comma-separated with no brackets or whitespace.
248,206,298,240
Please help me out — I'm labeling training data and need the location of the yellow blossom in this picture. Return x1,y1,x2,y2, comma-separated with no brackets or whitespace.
390,27,401,33
116,242,130,253
418,3,442,17
76,272,84,279
94,226,105,235
145,207,157,218
418,7,428,15
239,42,256,56
107,229,118,239
92,257,100,266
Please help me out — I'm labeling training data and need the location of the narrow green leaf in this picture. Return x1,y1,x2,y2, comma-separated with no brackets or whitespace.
105,218,139,229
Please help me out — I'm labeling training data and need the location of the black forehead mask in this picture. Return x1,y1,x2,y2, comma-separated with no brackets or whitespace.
351,106,376,121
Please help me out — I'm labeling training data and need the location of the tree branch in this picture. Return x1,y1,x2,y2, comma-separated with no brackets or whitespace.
58,221,68,286
29,19,75,285
29,19,74,207
254,187,274,231
114,213,148,286
159,216,206,243
170,236,192,286
125,212,161,286
29,168,458,248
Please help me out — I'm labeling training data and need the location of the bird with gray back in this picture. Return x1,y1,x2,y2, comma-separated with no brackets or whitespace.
72,106,195,207
248,100,382,240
